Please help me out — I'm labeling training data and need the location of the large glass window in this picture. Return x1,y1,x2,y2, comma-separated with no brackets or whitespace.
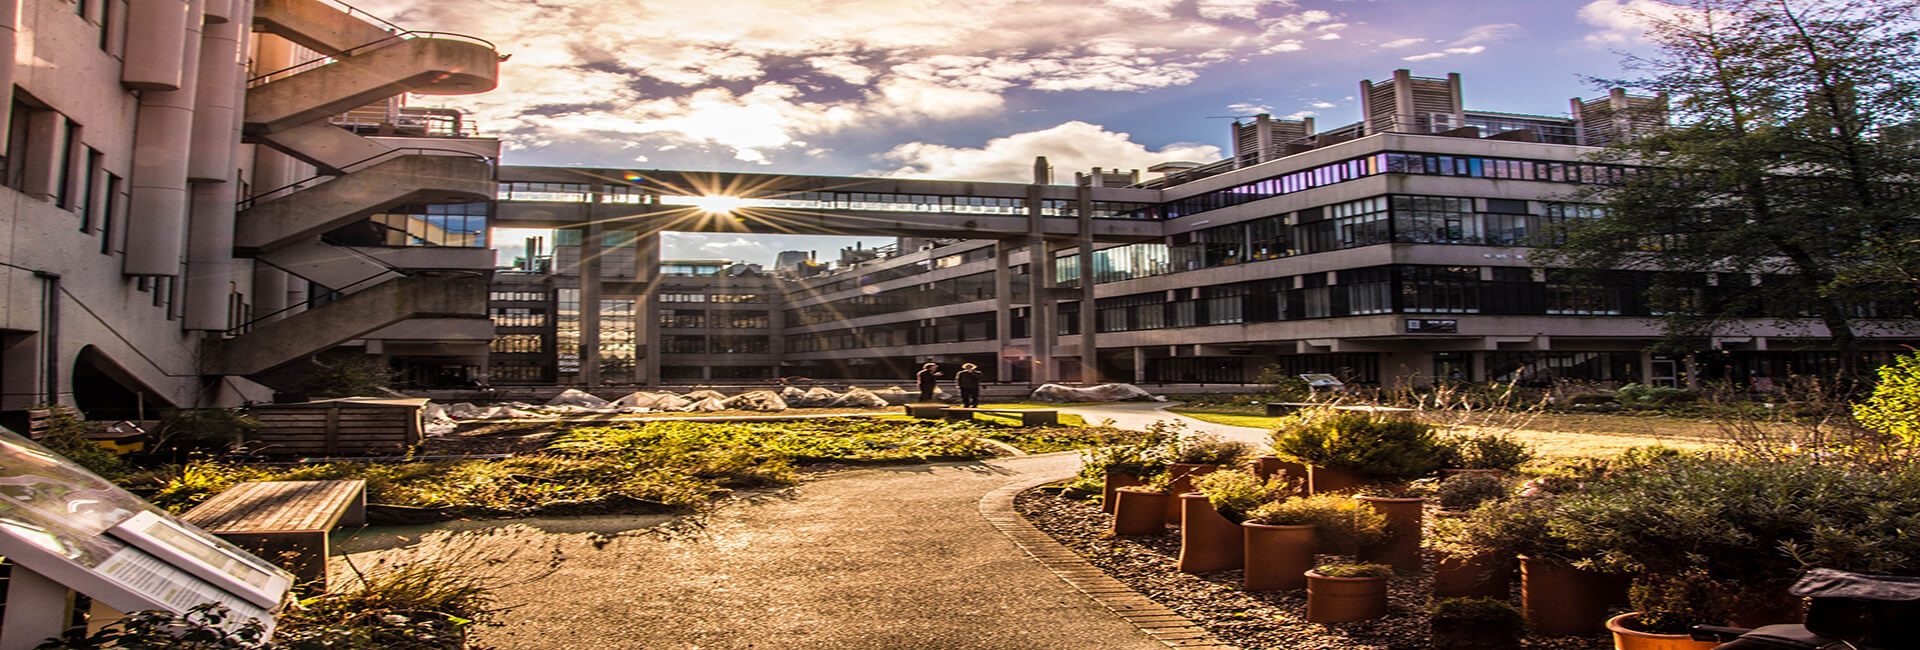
1400,266,1481,313
329,203,489,248
1390,196,1478,244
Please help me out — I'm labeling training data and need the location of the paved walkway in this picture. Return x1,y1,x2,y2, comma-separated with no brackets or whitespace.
349,404,1267,650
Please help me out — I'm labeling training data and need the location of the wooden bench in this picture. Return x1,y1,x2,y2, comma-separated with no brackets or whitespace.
903,404,948,419
941,407,1059,427
181,480,367,587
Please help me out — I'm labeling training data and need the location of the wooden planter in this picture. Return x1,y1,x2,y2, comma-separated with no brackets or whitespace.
1164,463,1222,524
1253,456,1308,495
1520,555,1615,636
1356,496,1424,572
1305,571,1389,623
1307,465,1367,495
1112,488,1170,537
1101,471,1145,515
1433,551,1514,600
1242,522,1314,591
1176,493,1243,573
1607,613,1720,650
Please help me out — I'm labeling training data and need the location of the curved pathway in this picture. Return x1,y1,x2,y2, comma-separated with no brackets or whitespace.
349,404,1263,650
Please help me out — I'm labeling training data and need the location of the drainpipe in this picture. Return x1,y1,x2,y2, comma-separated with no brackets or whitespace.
124,0,205,277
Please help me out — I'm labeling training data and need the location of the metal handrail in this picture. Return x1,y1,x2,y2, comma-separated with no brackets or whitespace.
237,147,494,211
248,30,499,86
230,256,412,336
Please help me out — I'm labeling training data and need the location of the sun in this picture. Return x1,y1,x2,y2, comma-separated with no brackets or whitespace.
685,195,746,215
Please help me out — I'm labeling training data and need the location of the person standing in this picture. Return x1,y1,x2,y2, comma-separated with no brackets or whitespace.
955,363,983,408
916,362,943,402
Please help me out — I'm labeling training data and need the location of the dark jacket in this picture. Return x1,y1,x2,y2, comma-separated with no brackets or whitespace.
956,370,982,391
916,369,940,389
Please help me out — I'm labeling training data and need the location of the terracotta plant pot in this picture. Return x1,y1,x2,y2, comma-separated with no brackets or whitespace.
1102,471,1145,515
1433,551,1514,600
1307,465,1368,495
1253,456,1308,495
1176,493,1244,573
1112,488,1170,537
1305,570,1389,623
1164,463,1222,523
1432,615,1523,650
1520,555,1614,636
1242,522,1314,591
1356,496,1424,572
1607,612,1720,650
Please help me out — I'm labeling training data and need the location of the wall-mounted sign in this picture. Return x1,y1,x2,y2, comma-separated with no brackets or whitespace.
1405,319,1459,333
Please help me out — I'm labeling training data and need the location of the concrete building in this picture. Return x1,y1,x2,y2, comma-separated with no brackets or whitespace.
1,0,502,419
488,69,1917,390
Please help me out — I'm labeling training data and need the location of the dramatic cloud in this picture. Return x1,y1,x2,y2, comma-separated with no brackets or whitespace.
363,0,1348,165
875,121,1223,183
1579,0,1691,44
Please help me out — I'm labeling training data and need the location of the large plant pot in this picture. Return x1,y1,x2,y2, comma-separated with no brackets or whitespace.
1164,463,1222,524
1112,488,1170,537
1433,551,1514,600
1242,522,1314,591
1432,616,1523,650
1307,465,1368,495
1102,471,1145,515
1520,555,1613,636
1356,496,1424,572
1305,571,1389,623
1177,493,1244,573
1607,612,1720,650
1253,456,1308,495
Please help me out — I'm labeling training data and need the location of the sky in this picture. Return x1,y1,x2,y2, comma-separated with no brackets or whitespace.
357,0,1675,266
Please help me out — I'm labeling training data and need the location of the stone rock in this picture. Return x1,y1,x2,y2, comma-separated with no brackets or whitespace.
723,390,789,412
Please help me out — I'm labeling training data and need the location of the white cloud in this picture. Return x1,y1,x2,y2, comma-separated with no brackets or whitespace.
1102,0,1182,17
876,121,1223,183
1316,33,1342,40
1281,110,1316,120
1379,37,1427,48
1401,52,1447,62
1228,102,1273,115
1196,0,1299,21
808,55,876,85
1398,23,1508,62
1579,0,1693,44
1309,100,1336,109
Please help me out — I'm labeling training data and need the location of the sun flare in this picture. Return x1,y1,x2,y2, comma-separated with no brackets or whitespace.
685,195,746,215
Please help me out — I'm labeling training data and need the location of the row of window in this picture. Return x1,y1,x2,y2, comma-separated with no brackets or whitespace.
661,335,770,354
659,292,768,303
325,203,488,248
491,291,547,302
658,310,770,329
787,271,1008,325
785,315,1001,353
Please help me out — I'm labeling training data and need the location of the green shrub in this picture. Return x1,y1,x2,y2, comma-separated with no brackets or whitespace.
1628,570,1736,635
1435,473,1508,511
1192,469,1292,523
276,559,494,648
1245,494,1390,554
1446,433,1535,471
1312,562,1394,578
1270,410,1448,480
1617,382,1699,408
1855,352,1920,446
36,603,268,649
34,407,127,480
1075,421,1178,486
154,408,259,454
1174,434,1253,465
1426,496,1571,561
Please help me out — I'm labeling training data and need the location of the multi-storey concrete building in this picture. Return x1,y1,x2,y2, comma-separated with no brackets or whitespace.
1,0,501,419
488,70,1917,390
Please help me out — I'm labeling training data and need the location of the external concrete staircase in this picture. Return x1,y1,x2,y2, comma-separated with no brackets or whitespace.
203,273,490,376
235,154,494,253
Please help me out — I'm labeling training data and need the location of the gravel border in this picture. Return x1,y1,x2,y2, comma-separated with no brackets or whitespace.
1012,489,1611,650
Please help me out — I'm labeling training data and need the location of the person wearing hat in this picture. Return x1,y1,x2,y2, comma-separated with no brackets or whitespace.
955,363,983,408
916,362,943,402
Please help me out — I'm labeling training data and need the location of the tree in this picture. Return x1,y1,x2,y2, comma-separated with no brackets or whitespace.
1539,0,1920,385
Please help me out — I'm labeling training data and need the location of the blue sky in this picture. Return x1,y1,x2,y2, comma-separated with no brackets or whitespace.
366,0,1670,265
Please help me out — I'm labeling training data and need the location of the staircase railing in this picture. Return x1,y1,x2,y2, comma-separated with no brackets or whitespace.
248,30,499,87
237,146,494,211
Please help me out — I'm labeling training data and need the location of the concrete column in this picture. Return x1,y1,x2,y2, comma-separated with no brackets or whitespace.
252,263,288,323
1392,68,1415,133
640,230,663,386
993,240,1012,382
1470,350,1488,384
1132,347,1147,383
1076,183,1097,384
183,182,236,330
201,0,230,23
188,2,246,182
579,204,604,385
121,0,191,90
1024,199,1051,385
124,0,205,277
0,0,18,157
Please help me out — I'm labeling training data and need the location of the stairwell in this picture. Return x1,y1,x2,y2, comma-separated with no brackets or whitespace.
203,273,490,376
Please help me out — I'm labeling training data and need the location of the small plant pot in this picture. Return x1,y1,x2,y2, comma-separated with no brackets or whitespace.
1164,463,1222,524
1305,570,1389,623
1307,465,1367,495
1520,555,1613,636
1432,615,1523,650
1433,551,1514,600
1102,471,1145,515
1112,488,1170,537
1242,522,1314,591
1176,493,1244,573
1355,496,1423,572
1607,612,1720,650
1253,456,1308,495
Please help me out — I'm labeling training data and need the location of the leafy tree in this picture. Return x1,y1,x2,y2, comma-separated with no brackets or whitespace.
1854,350,1920,445
1539,0,1920,384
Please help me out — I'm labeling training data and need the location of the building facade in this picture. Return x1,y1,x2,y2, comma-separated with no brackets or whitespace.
488,70,1917,389
1,0,502,419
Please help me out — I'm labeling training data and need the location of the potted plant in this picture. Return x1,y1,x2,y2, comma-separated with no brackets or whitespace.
1434,472,1509,513
1111,470,1174,537
1439,432,1535,477
1426,502,1519,600
1431,597,1526,650
1608,572,1731,650
1078,425,1177,514
1181,469,1285,573
1163,435,1254,523
1252,455,1308,496
1270,410,1448,494
1356,487,1425,572
1305,563,1393,623
1241,495,1389,592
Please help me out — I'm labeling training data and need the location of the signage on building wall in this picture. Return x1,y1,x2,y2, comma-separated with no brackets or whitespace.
1405,319,1459,333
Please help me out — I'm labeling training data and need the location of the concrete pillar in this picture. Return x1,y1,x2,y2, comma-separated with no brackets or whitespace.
993,240,1013,382
201,0,230,23
121,0,191,90
1392,69,1415,133
183,182,236,330
1470,351,1488,384
124,0,205,277
252,263,288,323
0,0,18,157
579,207,603,385
1132,347,1147,383
188,1,246,182
639,230,663,387
1076,183,1097,384
1024,195,1051,385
